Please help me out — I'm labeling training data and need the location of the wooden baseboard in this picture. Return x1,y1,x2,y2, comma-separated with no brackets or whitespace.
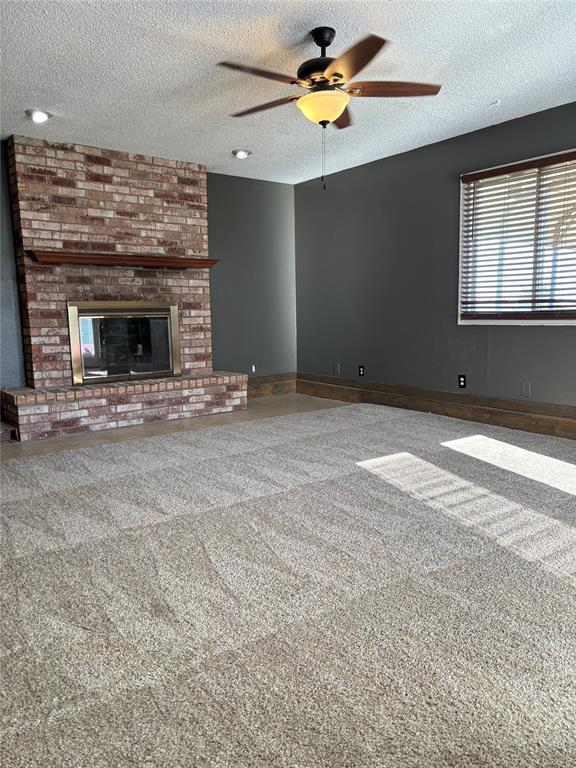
248,373,297,398
295,372,576,440
247,371,575,438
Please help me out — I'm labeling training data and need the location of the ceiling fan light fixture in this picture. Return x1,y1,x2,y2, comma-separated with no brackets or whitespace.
296,89,350,125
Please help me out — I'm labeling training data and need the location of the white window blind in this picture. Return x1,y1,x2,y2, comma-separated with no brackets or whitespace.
459,151,576,323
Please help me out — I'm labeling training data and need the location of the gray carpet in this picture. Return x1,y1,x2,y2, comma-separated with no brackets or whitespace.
1,403,575,767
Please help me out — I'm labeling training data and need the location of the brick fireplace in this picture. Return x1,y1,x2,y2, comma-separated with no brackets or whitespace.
1,135,247,440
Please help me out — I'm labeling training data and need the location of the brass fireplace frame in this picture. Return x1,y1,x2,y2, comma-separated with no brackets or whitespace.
67,300,181,385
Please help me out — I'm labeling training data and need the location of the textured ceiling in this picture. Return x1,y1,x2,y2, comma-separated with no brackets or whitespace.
1,1,575,184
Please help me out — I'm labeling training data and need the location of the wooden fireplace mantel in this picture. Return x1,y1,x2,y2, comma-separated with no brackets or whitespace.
26,249,219,270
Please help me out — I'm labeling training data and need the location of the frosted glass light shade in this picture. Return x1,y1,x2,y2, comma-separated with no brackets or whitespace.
297,89,350,124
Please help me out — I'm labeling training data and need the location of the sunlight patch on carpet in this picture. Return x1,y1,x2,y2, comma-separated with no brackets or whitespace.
357,452,576,579
441,435,576,496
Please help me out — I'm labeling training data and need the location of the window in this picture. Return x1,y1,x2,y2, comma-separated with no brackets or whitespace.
459,150,576,324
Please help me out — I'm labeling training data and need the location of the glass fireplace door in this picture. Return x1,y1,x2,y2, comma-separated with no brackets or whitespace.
68,301,181,385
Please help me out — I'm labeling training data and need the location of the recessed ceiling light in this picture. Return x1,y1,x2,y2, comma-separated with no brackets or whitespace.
26,109,52,123
232,149,252,159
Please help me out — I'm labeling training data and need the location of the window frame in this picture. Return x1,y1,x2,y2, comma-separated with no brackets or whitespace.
458,149,576,326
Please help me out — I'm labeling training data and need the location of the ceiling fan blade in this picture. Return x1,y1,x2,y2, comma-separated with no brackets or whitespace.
347,81,441,97
219,61,306,87
231,95,299,117
333,107,352,129
324,35,386,83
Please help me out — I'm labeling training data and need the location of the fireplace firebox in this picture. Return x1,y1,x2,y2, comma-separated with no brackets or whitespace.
67,301,181,385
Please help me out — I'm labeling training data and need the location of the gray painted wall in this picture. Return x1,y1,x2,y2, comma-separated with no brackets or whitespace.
295,102,576,406
208,173,297,376
0,140,24,388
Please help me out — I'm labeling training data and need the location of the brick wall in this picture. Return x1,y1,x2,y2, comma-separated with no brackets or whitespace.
8,135,207,257
7,135,212,388
15,261,211,387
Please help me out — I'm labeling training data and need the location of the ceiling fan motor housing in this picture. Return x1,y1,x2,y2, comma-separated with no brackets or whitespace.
297,56,334,83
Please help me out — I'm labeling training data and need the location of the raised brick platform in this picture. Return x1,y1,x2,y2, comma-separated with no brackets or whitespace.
1,373,247,441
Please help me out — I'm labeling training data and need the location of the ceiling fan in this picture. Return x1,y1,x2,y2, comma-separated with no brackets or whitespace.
219,26,441,129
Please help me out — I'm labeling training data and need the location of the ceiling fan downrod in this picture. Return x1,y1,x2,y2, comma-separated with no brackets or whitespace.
310,26,336,58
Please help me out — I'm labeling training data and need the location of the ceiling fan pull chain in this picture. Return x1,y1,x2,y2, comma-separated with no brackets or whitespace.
321,124,327,191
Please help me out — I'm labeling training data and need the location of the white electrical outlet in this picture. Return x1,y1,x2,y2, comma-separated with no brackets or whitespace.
521,381,532,398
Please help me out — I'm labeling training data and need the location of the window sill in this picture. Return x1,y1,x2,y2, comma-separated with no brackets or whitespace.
458,318,576,326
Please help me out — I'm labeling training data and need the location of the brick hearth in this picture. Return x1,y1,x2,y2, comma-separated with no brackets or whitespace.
2,374,247,441
1,135,247,440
